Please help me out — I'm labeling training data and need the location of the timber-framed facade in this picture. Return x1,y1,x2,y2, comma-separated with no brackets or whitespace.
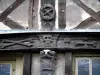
0,0,100,75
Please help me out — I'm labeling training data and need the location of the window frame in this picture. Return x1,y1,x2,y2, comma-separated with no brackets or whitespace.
73,53,100,75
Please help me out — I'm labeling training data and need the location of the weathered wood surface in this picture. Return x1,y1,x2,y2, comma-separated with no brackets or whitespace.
58,0,66,29
23,53,32,75
2,17,25,29
74,11,100,29
28,0,34,29
73,0,100,23
40,50,56,75
0,0,25,22
65,53,72,75
0,32,100,51
40,0,56,30
73,0,100,29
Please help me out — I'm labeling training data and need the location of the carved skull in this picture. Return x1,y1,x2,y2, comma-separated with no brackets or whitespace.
43,35,52,47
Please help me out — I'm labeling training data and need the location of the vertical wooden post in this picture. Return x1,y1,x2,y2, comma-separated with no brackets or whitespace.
58,0,66,29
28,0,39,29
23,53,32,75
65,53,72,75
28,0,34,29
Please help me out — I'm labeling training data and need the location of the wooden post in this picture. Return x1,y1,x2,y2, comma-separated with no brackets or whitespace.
23,53,32,75
65,53,72,75
58,0,66,29
28,0,39,29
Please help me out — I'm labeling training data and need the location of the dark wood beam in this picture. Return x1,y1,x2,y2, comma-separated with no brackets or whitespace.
73,0,100,23
2,17,25,29
28,0,39,29
65,53,72,75
0,32,100,52
58,0,66,29
28,0,34,29
23,53,32,75
0,0,25,22
74,11,100,29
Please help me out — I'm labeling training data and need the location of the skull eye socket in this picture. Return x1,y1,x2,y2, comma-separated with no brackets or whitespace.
45,37,48,39
48,37,51,39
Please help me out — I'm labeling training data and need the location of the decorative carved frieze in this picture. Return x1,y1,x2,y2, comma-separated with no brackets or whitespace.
57,38,99,49
0,38,34,49
0,34,100,50
40,50,56,75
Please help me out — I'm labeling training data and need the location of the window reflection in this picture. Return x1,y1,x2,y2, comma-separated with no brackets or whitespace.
0,64,11,75
92,59,100,75
76,58,100,75
77,59,89,75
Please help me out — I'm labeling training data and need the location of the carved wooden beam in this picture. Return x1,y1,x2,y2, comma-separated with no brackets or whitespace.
40,50,56,75
0,33,100,51
73,0,100,24
0,0,25,22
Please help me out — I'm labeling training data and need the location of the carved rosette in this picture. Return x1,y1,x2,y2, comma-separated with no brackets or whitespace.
40,50,56,75
40,4,56,21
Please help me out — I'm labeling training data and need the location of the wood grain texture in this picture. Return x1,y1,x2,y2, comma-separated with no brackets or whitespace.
23,53,32,75
0,0,25,22
65,53,72,75
28,0,34,29
58,0,66,29
73,0,100,23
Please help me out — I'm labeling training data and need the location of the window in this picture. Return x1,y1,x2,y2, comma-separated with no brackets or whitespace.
0,64,11,75
75,57,100,75
0,54,23,75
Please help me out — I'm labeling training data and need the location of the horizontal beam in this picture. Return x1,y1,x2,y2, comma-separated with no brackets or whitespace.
0,33,100,51
1,30,100,34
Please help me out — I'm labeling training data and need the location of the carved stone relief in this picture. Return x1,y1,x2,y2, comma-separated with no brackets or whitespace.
0,38,34,49
40,4,56,21
40,0,56,30
0,34,100,50
38,34,59,48
40,50,56,75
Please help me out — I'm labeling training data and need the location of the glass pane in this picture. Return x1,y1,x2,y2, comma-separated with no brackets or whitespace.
78,59,89,75
0,64,11,75
92,59,100,75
